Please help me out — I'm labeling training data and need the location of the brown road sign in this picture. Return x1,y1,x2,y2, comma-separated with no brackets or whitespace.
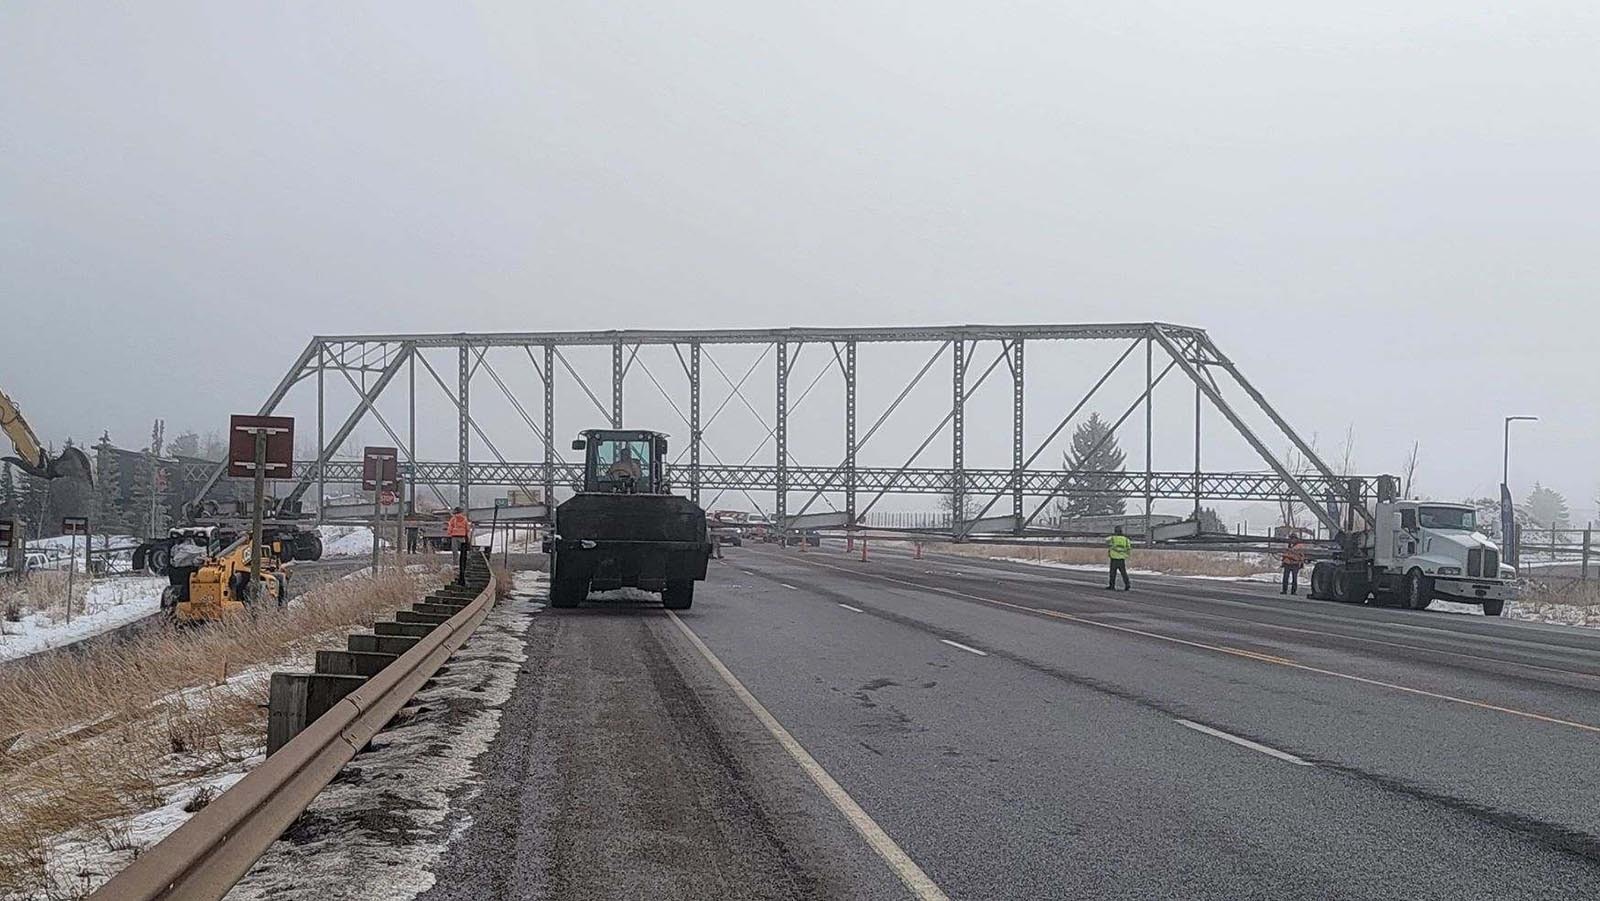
61,516,89,536
362,446,400,491
228,415,295,479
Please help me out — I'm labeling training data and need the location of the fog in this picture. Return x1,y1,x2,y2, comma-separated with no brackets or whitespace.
2,3,1596,518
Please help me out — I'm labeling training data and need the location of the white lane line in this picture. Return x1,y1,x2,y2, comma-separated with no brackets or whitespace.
1175,719,1312,767
781,583,800,590
666,612,951,901
939,638,988,657
838,603,864,613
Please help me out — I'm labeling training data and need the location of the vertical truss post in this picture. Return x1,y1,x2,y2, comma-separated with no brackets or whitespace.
775,340,788,529
1012,339,1024,534
457,344,470,508
689,342,702,504
543,344,555,505
845,341,857,526
408,344,416,519
611,341,624,428
1144,331,1154,545
951,339,966,533
1192,337,1202,520
315,342,325,523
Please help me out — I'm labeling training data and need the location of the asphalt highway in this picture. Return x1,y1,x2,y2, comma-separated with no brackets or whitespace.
431,545,1600,900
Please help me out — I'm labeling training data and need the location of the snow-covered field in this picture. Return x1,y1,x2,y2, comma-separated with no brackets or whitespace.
0,576,166,662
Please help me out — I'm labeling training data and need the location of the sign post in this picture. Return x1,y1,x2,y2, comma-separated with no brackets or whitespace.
363,447,399,574
230,416,295,601
61,516,89,623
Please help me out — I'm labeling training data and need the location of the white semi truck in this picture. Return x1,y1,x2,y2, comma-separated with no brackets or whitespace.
1309,477,1517,614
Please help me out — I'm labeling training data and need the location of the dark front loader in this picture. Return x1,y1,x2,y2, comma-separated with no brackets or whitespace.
548,493,711,610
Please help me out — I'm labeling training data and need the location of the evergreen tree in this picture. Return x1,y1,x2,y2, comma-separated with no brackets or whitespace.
1054,412,1127,520
1198,506,1226,533
168,430,202,458
0,463,16,521
92,436,130,536
19,470,52,539
1525,483,1570,529
127,452,172,539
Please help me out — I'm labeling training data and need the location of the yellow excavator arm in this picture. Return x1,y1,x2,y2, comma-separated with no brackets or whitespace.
0,386,93,484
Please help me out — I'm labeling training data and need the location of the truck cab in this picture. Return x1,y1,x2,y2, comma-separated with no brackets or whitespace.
1313,485,1517,615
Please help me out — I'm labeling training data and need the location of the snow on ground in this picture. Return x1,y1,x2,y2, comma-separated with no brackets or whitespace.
0,576,166,662
226,573,543,901
317,525,382,557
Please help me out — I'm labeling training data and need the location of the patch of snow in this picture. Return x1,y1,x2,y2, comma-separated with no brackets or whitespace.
27,533,140,553
0,577,166,662
317,525,385,557
227,575,543,900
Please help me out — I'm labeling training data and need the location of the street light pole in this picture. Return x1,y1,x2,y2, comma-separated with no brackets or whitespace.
1503,415,1538,487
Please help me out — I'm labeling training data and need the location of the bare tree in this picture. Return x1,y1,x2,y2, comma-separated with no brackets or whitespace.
1401,441,1420,498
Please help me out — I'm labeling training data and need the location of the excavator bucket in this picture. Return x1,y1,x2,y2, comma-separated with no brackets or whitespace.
3,445,94,485
47,445,95,485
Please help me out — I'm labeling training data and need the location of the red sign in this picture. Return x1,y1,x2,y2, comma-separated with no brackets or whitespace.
61,516,89,536
362,446,400,491
0,519,14,549
228,415,295,479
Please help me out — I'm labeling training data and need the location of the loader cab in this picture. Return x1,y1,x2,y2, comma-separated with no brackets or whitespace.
571,430,670,495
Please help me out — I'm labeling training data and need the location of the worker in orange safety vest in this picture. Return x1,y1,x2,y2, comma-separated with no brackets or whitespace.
1280,535,1307,595
447,507,473,585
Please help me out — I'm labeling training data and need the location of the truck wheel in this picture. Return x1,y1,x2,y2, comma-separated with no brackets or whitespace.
550,570,586,608
662,580,694,610
1334,569,1370,605
1309,562,1335,600
1403,569,1432,611
1482,599,1505,617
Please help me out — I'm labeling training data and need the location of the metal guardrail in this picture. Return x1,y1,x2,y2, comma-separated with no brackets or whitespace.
89,571,497,901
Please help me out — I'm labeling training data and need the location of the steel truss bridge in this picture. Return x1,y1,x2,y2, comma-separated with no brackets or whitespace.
190,323,1374,539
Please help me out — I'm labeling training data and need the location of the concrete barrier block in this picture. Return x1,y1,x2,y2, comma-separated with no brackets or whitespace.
267,672,368,755
375,620,438,638
316,649,399,678
413,602,463,617
348,633,421,655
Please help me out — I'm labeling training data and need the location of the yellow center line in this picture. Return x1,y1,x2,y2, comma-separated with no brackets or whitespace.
784,554,1600,737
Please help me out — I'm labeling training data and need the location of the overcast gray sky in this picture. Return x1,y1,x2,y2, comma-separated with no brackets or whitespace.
2,3,1596,517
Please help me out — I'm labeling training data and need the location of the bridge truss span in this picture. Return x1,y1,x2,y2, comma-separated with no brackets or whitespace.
193,324,1375,539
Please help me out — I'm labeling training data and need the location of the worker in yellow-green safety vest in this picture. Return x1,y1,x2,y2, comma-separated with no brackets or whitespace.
1106,525,1132,591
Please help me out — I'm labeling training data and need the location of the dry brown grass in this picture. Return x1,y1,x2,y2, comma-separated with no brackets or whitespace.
0,572,92,628
1513,578,1600,627
0,566,444,896
937,542,1276,578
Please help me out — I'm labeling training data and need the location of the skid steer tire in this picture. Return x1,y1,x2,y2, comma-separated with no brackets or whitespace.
662,580,694,610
